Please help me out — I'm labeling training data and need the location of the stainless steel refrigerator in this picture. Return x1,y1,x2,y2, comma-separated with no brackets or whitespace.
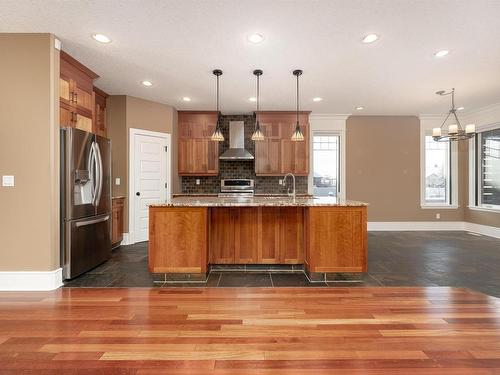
61,128,112,280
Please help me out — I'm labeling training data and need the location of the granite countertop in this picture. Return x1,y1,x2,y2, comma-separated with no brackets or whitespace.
149,196,368,207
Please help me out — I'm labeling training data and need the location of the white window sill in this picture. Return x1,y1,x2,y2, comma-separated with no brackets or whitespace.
420,205,459,210
467,206,500,214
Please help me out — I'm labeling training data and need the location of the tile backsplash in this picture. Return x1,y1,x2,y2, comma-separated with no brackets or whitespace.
181,114,308,195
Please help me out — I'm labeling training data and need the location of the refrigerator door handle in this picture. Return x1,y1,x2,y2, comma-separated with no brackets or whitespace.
95,141,104,206
90,142,100,206
75,215,110,227
88,142,97,206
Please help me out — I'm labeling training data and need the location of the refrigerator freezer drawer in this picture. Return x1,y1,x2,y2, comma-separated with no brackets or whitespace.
63,213,111,280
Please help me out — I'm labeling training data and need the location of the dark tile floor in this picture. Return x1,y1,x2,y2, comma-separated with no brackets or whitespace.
63,231,500,297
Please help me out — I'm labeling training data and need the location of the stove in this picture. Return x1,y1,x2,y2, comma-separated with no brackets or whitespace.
218,179,254,198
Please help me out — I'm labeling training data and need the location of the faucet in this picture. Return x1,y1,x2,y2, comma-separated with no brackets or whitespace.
283,173,296,198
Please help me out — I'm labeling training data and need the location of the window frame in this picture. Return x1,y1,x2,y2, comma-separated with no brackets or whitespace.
468,122,500,212
309,131,345,200
420,130,459,209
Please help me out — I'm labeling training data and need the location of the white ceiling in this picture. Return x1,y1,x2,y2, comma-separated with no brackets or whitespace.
2,0,500,115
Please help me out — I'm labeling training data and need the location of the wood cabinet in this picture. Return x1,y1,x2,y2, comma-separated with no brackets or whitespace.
305,207,367,273
93,87,108,137
111,197,125,248
258,207,303,264
210,208,259,264
254,111,310,176
148,205,367,275
149,207,208,273
178,111,219,176
60,51,99,133
210,207,302,265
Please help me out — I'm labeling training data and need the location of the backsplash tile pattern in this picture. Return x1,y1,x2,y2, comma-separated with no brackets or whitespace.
181,114,308,194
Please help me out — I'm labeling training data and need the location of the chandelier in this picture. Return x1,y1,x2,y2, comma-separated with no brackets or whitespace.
432,88,475,142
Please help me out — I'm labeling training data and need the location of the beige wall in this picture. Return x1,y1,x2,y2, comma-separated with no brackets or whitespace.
346,116,465,222
107,95,178,232
0,33,60,271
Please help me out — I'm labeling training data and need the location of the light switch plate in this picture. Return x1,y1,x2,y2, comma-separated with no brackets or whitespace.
195,179,201,185
115,178,121,186
279,179,283,185
2,175,14,187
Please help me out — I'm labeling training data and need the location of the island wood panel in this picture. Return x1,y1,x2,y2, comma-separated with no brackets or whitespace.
306,206,367,272
210,208,235,264
258,207,281,263
148,207,208,273
279,207,304,264
234,208,259,264
0,287,498,373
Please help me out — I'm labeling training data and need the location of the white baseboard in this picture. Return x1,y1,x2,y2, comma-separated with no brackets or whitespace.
0,268,63,291
121,232,131,246
368,221,500,239
368,221,466,231
464,222,500,239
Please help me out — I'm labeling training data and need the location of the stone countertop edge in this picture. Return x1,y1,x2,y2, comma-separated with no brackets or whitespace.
148,196,368,207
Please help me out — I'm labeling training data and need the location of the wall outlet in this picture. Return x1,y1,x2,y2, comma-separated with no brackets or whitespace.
196,179,201,185
2,175,14,187
279,179,283,185
436,213,440,220
115,177,121,186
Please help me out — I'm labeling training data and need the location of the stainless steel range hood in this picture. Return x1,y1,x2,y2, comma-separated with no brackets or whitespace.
219,121,254,160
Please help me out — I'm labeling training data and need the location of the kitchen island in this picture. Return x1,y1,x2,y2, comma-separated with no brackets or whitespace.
148,196,368,282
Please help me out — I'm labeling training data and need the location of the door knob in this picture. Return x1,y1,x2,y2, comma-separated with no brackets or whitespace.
136,192,141,196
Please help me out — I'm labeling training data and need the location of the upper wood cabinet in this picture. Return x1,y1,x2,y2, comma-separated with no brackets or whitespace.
93,87,108,137
60,51,100,133
254,111,310,176
178,111,219,176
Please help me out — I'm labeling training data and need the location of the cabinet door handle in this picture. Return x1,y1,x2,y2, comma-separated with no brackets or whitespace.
74,92,78,104
69,92,74,103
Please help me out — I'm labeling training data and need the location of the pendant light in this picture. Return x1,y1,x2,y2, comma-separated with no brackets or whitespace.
251,69,265,141
210,69,224,142
291,69,305,141
432,88,475,142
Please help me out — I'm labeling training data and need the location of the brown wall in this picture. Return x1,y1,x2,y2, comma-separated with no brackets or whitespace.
346,116,465,222
107,95,178,232
0,34,60,271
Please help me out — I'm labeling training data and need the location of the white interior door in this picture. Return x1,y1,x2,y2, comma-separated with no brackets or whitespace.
133,133,168,242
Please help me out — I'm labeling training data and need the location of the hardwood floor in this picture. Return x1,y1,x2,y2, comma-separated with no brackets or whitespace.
0,287,499,373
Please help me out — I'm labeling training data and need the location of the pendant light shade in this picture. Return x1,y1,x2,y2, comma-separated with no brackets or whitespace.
291,69,305,142
210,69,224,142
251,69,265,141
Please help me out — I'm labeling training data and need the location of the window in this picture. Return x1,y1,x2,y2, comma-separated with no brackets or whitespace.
474,127,500,209
423,136,451,205
312,134,340,197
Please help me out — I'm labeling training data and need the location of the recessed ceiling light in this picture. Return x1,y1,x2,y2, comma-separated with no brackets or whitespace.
362,34,378,44
141,80,153,87
355,106,364,110
312,97,323,102
182,97,191,102
92,33,111,43
248,97,257,102
434,49,449,58
247,33,264,44
457,106,464,111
